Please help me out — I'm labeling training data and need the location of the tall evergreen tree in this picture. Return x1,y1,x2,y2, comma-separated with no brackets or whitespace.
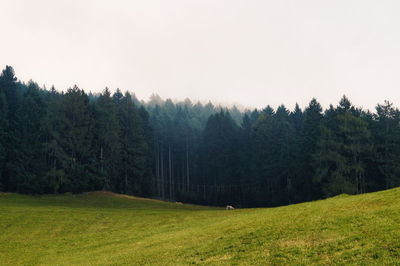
374,101,400,188
0,88,8,190
43,87,68,193
59,86,94,192
290,103,304,202
203,110,240,186
117,91,152,196
94,87,120,190
0,66,21,191
314,96,372,197
274,105,296,203
299,98,323,200
17,82,47,193
251,111,278,205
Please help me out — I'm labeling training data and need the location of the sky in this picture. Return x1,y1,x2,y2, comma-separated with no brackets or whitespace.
1,0,400,111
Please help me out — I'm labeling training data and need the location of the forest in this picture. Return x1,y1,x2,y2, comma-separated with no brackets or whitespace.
1,65,399,207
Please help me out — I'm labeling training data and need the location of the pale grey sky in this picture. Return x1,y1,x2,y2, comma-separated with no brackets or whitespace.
1,0,400,110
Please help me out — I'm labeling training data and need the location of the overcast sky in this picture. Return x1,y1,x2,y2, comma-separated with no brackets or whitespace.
1,0,400,111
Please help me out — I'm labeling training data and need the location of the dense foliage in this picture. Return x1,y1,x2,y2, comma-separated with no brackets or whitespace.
1,65,400,207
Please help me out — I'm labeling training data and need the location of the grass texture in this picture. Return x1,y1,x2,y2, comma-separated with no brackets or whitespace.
1,188,400,265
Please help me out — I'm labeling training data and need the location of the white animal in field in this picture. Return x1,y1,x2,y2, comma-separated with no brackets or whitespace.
226,205,234,210
175,201,183,205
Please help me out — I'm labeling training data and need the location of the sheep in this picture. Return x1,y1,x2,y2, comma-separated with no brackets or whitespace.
226,205,234,210
175,201,183,205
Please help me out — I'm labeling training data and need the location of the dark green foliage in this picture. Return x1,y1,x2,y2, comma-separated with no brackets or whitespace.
203,110,240,185
249,105,296,205
314,96,372,197
58,86,95,192
117,91,152,196
373,101,400,189
0,66,19,121
0,66,22,191
17,82,47,193
43,87,69,193
252,112,280,204
0,87,8,190
298,98,323,200
2,66,400,208
94,88,120,189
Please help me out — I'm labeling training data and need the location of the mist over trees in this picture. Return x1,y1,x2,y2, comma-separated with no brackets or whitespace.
1,65,400,207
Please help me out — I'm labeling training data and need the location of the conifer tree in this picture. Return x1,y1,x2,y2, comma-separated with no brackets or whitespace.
0,88,8,190
117,92,152,196
252,112,278,205
374,101,400,188
274,105,296,203
299,98,323,200
95,87,120,190
59,86,94,192
0,66,21,191
17,82,47,193
314,96,372,196
43,87,68,193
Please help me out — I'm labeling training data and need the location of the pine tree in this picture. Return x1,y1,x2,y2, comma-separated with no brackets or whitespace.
251,112,278,205
374,101,400,188
299,98,323,200
0,88,8,190
338,109,371,194
0,66,22,191
203,110,240,184
117,91,152,196
94,87,121,190
314,96,372,197
274,105,296,204
59,85,94,192
17,82,47,193
138,105,155,196
43,87,68,193
0,66,19,121
290,103,304,202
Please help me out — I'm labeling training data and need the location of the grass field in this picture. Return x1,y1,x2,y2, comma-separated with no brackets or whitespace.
1,188,400,265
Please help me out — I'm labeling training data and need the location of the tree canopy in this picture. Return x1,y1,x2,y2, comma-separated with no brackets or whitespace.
1,65,400,207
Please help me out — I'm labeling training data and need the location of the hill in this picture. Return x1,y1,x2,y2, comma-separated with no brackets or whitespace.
1,189,400,265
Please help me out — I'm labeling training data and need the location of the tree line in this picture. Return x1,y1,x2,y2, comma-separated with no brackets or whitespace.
0,66,153,196
1,65,400,207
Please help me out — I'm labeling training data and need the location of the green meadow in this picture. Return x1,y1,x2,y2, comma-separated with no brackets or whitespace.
1,189,400,265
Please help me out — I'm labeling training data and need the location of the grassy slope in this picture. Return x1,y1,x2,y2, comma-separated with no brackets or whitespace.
1,189,400,265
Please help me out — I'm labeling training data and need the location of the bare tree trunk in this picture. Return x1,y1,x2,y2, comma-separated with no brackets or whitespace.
169,144,172,201
172,153,175,200
53,157,57,194
100,146,104,173
125,162,128,194
186,137,190,193
154,139,160,198
287,176,291,204
182,164,184,193
385,121,389,189
161,147,164,199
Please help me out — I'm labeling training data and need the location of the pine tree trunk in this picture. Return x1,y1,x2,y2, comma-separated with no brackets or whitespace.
161,147,164,199
171,153,174,199
53,157,57,194
186,137,190,193
125,163,128,194
100,146,104,173
154,139,160,198
182,164,184,193
169,144,172,201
